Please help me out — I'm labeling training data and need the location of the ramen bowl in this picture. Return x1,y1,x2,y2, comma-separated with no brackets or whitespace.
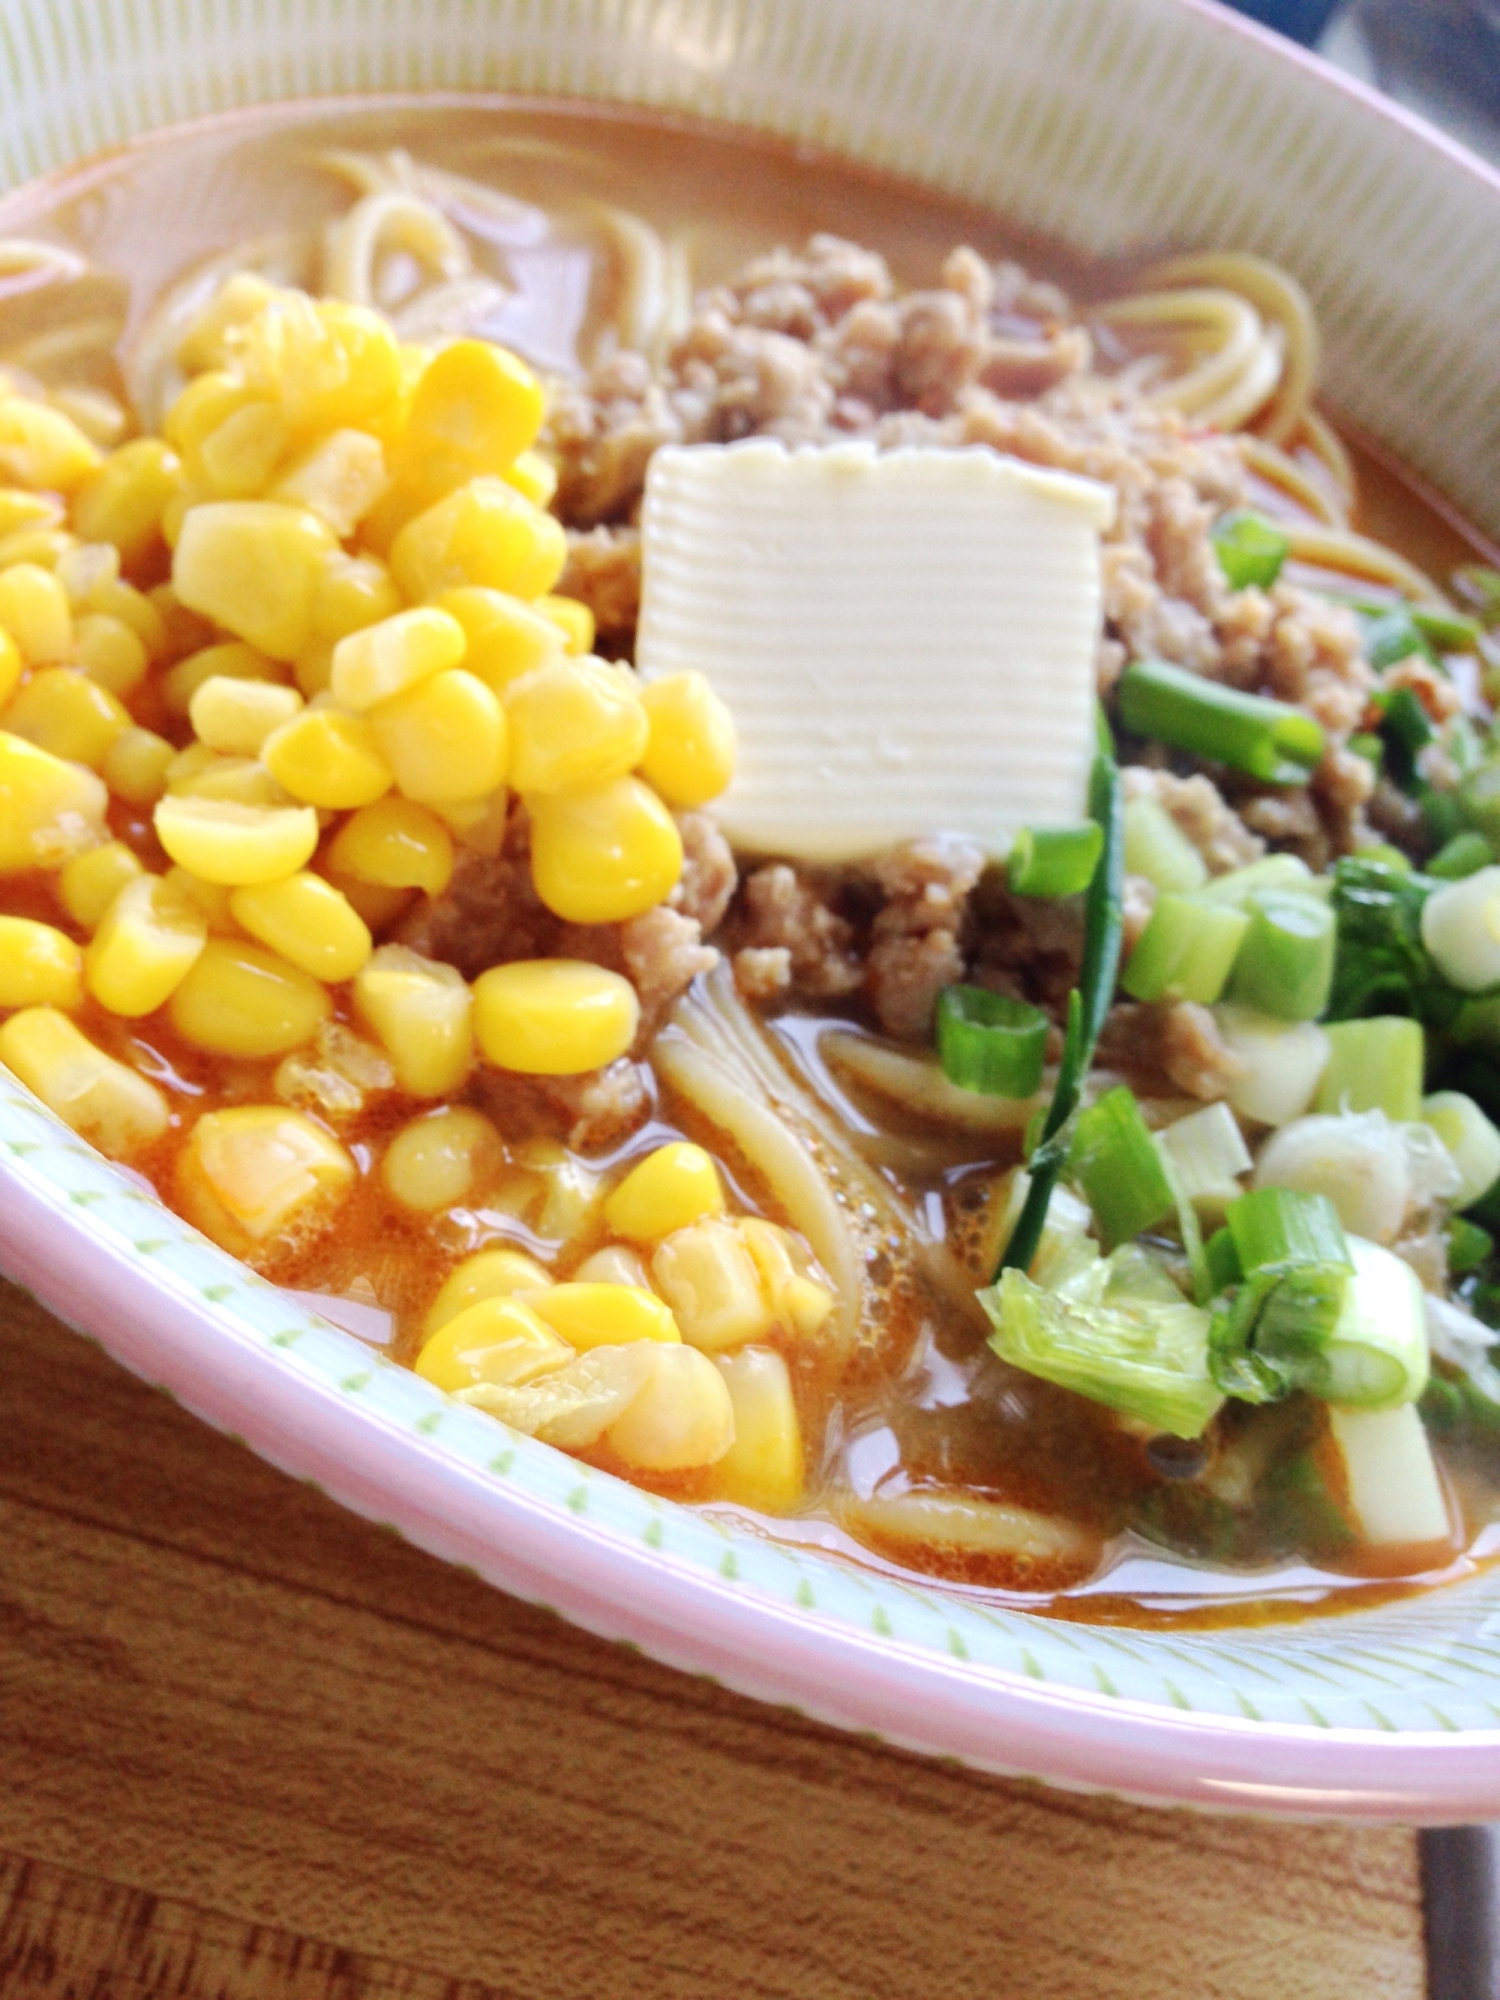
4,0,1500,1821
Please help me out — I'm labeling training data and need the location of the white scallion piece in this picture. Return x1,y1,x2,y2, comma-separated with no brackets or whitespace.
1326,1403,1451,1547
1420,866,1500,992
1213,1004,1329,1127
1252,1111,1417,1244
1155,1100,1251,1213
1421,1090,1500,1209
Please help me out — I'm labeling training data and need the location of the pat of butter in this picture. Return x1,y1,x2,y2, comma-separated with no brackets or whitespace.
636,439,1116,861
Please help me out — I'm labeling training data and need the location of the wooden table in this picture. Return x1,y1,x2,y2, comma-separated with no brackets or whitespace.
0,1278,1429,1999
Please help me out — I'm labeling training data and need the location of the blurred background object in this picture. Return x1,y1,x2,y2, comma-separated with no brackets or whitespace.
1225,0,1500,166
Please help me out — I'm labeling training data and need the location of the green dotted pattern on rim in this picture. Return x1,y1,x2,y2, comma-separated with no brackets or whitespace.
0,0,1495,539
9,1058,1500,1734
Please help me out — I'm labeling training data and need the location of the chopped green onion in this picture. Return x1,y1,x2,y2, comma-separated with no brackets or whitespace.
1458,764,1500,847
1228,1185,1352,1275
980,1260,1223,1439
1315,1016,1426,1122
1412,605,1483,654
1120,892,1248,1005
1362,607,1436,671
1420,866,1500,993
1198,853,1314,907
1421,1090,1500,1209
1212,1005,1332,1128
1096,700,1116,759
1375,684,1434,789
1426,831,1493,880
1448,1215,1494,1275
1320,1238,1430,1407
1068,1084,1175,1249
1155,1102,1252,1211
1205,1225,1241,1293
999,753,1124,1278
1007,821,1103,898
1326,1400,1448,1544
1422,781,1466,849
1118,660,1324,786
1352,841,1409,872
1347,732,1385,770
1325,858,1447,1028
1121,793,1208,894
1211,509,1289,591
935,985,1048,1098
1223,889,1335,1023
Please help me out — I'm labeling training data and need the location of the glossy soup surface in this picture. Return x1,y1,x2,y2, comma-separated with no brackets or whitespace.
0,95,1494,1630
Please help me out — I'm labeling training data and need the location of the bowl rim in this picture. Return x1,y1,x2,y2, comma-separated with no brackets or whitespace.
5,0,1500,1820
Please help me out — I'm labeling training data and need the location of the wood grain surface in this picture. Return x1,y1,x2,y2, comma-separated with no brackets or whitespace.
0,1278,1427,2000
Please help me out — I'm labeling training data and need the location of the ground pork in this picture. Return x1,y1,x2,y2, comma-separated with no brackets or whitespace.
864,836,985,1039
730,863,863,998
1120,765,1264,876
1095,1000,1246,1103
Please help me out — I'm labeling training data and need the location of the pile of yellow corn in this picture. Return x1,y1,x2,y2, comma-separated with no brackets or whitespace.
0,278,735,1175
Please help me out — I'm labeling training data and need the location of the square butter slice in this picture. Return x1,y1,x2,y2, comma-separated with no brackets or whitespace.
636,439,1116,862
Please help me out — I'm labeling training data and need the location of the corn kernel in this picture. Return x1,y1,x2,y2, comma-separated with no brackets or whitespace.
525,1282,680,1350
229,870,371,982
404,339,546,477
415,1293,571,1393
57,840,144,930
154,794,320,885
85,874,207,1017
0,526,74,571
390,477,567,605
163,865,239,934
172,501,337,660
169,936,330,1056
269,428,387,537
4,668,127,768
178,272,280,374
86,579,169,662
424,1248,554,1340
0,729,108,871
189,674,303,756
0,914,82,1008
536,593,594,656
505,450,559,509
0,1006,167,1155
321,871,412,933
605,1143,725,1243
381,1104,503,1213
573,1244,654,1289
0,397,102,492
650,1217,775,1352
312,550,401,647
162,638,284,718
527,774,682,923
198,398,291,498
472,958,639,1076
233,294,402,434
0,489,61,539
0,626,19,708
330,606,466,712
605,1343,735,1471
738,1217,834,1338
73,613,149,697
354,944,472,1096
370,668,507,805
505,658,648,794
293,644,335,699
71,437,183,569
639,672,737,808
167,749,291,809
164,370,255,459
55,539,119,606
100,727,173,809
325,796,453,895
262,704,392,810
178,1103,354,1246
431,586,563,694
712,1347,803,1511
0,563,72,663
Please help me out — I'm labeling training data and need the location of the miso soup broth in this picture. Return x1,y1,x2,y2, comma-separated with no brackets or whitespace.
1,95,1498,1631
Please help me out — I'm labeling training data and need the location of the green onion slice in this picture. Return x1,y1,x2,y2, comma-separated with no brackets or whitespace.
1211,509,1289,591
1412,605,1483,654
935,985,1047,1099
1068,1085,1175,1250
1117,659,1324,786
1428,831,1494,882
1007,821,1103,898
1374,683,1434,790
